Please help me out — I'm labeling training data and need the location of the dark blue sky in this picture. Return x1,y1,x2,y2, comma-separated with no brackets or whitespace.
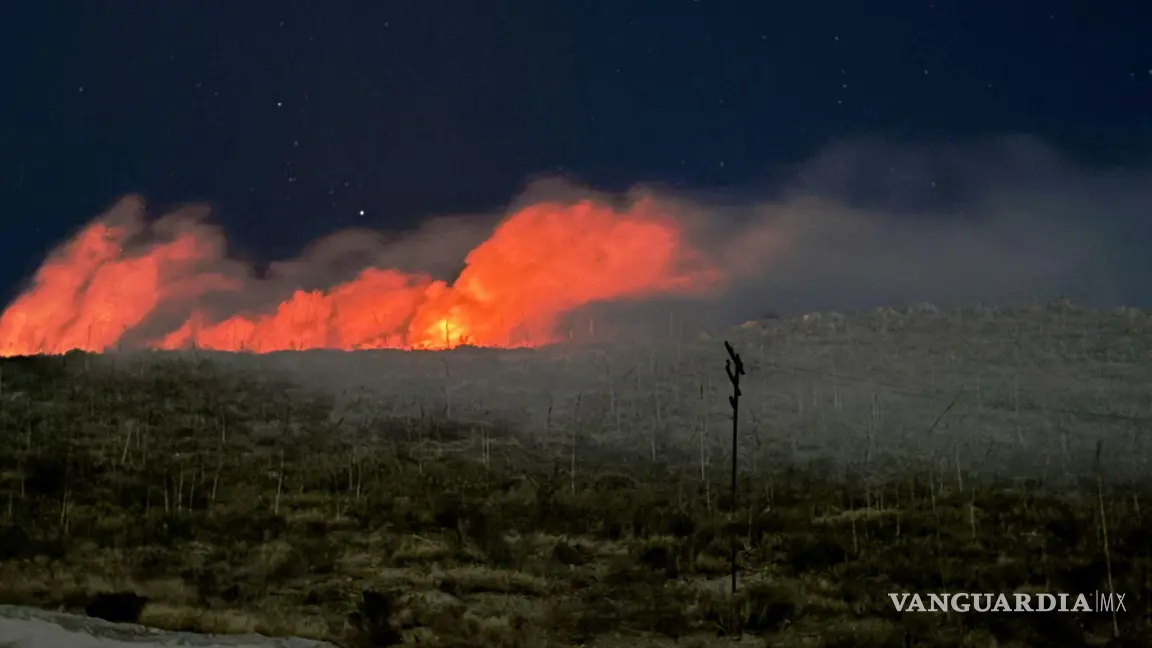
2,0,1150,310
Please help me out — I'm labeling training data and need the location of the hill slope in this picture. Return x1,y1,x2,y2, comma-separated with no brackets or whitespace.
0,303,1148,646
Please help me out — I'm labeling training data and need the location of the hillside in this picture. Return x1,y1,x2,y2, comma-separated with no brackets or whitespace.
0,303,1149,646
174,301,1152,481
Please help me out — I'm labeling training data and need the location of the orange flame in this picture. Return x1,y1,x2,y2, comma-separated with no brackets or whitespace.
0,196,719,356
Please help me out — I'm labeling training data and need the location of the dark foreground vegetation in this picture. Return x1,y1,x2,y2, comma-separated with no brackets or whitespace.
0,352,1149,647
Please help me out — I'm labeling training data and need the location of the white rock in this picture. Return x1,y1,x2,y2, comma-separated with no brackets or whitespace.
0,605,336,648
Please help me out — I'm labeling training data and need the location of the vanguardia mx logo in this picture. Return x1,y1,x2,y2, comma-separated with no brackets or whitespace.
888,591,1127,613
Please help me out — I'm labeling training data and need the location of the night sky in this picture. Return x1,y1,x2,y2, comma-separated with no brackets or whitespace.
3,0,1151,313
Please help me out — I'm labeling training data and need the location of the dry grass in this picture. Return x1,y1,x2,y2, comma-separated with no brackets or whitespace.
0,306,1150,646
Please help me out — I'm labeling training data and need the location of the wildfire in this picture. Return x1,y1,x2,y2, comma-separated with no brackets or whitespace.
0,195,720,356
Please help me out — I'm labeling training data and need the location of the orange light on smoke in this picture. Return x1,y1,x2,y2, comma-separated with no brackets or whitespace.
0,197,720,356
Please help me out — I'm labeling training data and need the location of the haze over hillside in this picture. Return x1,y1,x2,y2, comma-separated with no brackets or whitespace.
87,302,1151,485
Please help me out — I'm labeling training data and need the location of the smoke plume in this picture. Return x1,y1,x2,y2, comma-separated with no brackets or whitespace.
1,136,1146,356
